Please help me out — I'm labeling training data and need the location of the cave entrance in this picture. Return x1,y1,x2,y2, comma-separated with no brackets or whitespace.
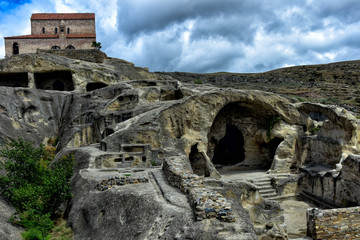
207,102,283,174
268,137,283,161
189,144,209,177
212,125,245,166
34,71,74,91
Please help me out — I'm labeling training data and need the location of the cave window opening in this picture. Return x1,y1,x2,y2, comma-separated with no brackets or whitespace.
0,72,28,87
212,125,245,166
189,144,209,177
35,71,74,91
86,82,108,92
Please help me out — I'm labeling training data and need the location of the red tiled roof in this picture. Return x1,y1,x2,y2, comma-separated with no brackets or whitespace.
4,34,59,39
5,34,96,39
66,34,96,38
31,13,95,20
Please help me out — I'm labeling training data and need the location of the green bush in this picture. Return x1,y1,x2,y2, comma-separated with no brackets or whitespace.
21,228,43,240
0,138,74,239
267,115,282,137
194,79,203,84
310,126,321,135
91,41,102,49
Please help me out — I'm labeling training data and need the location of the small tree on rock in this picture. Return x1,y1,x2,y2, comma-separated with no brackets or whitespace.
92,41,102,49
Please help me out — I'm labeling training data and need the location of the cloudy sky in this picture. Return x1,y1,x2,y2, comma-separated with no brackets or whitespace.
1,0,360,73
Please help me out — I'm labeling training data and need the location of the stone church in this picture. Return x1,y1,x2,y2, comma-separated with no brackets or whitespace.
4,13,96,57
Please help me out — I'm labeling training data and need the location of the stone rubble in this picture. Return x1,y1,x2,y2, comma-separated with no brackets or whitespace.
307,207,360,239
96,176,149,191
163,156,236,222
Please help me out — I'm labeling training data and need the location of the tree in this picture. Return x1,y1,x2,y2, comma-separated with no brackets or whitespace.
92,41,102,49
0,138,75,239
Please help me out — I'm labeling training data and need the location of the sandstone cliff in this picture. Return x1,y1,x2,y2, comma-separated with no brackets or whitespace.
0,52,359,239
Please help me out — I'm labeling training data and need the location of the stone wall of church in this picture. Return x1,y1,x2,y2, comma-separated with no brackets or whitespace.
31,19,95,35
5,37,95,57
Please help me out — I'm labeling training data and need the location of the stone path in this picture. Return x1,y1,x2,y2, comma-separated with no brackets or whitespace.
280,200,315,239
219,169,317,239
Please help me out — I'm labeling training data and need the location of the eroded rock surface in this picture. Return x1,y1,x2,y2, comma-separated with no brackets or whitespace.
0,52,360,239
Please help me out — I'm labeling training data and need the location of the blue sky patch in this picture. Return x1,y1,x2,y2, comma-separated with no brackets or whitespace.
0,0,31,12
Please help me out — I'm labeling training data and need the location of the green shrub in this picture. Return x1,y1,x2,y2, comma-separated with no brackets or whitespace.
194,79,203,84
22,228,43,240
150,159,159,166
91,41,102,49
310,126,321,135
0,138,74,239
267,115,282,137
296,97,305,102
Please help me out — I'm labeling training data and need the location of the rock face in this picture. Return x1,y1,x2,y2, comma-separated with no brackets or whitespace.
0,198,23,240
0,52,360,239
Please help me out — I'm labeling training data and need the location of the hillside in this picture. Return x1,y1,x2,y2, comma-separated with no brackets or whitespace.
0,52,359,239
159,60,360,113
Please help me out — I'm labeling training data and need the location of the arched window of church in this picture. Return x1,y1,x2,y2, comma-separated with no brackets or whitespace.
67,28,70,34
42,27,45,34
51,45,60,50
55,28,58,34
13,42,19,54
66,45,75,49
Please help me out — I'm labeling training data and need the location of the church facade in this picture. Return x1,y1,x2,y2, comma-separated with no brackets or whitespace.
4,13,96,57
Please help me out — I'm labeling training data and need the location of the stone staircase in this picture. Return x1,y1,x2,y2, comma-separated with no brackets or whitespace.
251,177,278,199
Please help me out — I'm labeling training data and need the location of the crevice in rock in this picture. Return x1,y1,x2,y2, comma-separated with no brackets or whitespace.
86,82,108,92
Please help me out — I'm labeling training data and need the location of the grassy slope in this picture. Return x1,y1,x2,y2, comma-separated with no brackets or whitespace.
160,60,360,113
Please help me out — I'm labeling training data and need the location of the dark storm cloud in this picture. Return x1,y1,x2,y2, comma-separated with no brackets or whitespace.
117,0,270,39
110,0,360,72
313,0,360,23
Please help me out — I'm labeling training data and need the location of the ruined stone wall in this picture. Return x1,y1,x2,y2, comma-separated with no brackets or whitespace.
307,207,360,239
299,154,360,207
31,19,95,35
37,49,106,63
162,157,236,222
5,37,95,57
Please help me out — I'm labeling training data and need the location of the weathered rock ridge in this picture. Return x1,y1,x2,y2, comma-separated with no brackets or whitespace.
0,52,359,239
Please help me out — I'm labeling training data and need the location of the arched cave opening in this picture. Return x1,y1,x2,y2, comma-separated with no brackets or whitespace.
34,71,74,91
212,125,245,166
86,82,108,92
189,144,209,177
207,101,282,172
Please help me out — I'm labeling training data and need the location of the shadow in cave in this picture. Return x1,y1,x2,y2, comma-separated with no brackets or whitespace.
212,125,245,166
189,144,209,177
